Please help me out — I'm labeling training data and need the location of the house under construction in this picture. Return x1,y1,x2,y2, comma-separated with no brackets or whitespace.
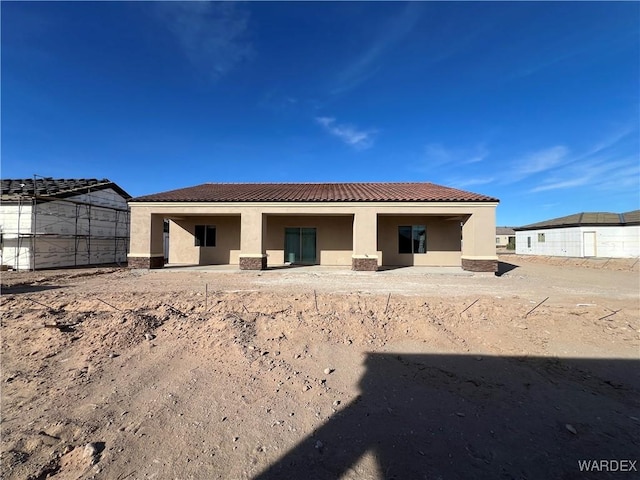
1,178,131,271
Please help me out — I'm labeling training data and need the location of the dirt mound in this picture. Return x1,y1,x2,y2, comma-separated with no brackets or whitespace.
1,262,638,479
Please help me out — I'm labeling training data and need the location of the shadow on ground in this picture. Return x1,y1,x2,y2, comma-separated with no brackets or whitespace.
496,261,518,277
0,284,64,295
376,266,412,272
254,353,639,479
265,264,311,271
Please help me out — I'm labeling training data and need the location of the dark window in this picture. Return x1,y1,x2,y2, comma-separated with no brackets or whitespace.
195,225,216,247
399,225,427,253
398,226,412,253
527,236,531,248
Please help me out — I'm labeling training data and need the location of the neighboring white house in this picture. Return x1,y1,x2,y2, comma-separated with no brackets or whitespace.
1,178,131,270
515,210,640,258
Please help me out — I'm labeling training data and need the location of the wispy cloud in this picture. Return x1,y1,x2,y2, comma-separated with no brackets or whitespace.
582,126,634,158
507,126,637,188
529,177,590,193
447,177,495,189
530,157,639,193
511,145,569,180
465,146,489,164
422,144,451,167
332,3,423,94
490,126,640,195
156,2,252,80
316,117,377,150
419,143,489,170
508,24,635,82
525,128,639,193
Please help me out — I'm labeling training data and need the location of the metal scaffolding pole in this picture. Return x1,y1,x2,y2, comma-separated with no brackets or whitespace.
4,176,130,271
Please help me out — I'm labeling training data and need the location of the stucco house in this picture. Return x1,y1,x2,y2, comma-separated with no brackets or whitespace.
128,182,499,272
515,210,640,258
128,183,498,272
1,178,131,270
496,227,515,248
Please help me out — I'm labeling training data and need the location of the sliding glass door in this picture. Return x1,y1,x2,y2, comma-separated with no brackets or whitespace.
284,227,317,264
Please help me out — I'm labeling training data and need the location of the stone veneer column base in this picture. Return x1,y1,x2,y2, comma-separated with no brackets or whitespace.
352,256,378,271
239,255,267,270
128,256,164,269
461,257,498,273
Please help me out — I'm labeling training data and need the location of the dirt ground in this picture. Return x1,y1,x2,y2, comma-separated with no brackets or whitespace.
1,255,638,480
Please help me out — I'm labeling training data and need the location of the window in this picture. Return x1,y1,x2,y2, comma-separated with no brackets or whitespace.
538,233,545,243
399,225,427,254
527,236,531,248
195,225,216,247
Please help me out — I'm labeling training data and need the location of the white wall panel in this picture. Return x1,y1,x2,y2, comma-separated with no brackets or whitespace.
0,203,33,233
0,188,130,270
516,226,639,258
588,226,640,257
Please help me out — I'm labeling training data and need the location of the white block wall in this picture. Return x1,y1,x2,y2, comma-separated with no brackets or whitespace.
0,203,34,270
34,196,129,238
0,203,34,233
516,225,640,258
0,188,130,270
73,188,129,210
595,226,640,257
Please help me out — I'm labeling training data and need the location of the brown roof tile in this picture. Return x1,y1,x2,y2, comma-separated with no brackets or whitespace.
1,178,131,201
129,182,499,203
515,210,640,230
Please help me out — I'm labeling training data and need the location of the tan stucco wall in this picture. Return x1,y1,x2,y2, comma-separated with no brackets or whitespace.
378,215,462,266
240,210,266,255
352,210,377,256
265,215,353,265
129,209,164,259
461,206,497,260
128,201,498,266
168,216,241,265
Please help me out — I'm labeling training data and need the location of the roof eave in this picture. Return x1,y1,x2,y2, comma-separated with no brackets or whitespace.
129,198,499,203
515,222,638,231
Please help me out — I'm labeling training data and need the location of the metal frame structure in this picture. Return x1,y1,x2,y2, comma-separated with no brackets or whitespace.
2,178,130,271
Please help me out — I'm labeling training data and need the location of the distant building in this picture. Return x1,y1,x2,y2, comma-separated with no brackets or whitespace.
514,211,640,258
496,227,515,249
1,178,131,270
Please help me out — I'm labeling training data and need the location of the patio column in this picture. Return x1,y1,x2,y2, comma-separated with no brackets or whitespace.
239,210,267,270
352,210,378,271
461,208,498,272
128,209,164,269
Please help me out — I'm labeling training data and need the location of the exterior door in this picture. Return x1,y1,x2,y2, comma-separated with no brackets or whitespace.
284,227,316,264
583,231,596,257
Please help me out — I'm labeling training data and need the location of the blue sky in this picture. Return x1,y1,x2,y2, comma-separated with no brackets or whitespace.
2,1,638,226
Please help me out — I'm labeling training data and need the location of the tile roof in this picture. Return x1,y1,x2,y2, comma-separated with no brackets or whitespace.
496,227,516,235
515,210,640,230
130,182,499,203
1,178,131,201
